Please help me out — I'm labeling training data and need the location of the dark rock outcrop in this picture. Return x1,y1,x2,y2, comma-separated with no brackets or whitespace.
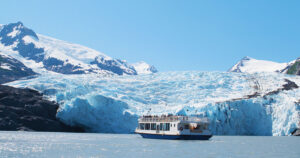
0,54,37,84
291,128,300,136
216,79,299,104
91,56,137,75
263,79,299,97
0,85,84,132
286,60,300,75
42,57,86,74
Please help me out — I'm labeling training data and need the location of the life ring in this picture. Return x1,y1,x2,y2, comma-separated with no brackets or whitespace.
179,127,183,131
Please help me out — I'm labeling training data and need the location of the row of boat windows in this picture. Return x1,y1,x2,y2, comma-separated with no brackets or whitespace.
139,123,209,131
139,123,176,131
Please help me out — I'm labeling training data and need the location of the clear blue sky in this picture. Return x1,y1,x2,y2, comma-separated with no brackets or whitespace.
1,0,299,71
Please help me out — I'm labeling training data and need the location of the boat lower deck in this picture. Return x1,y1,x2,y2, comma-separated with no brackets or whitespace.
138,133,212,140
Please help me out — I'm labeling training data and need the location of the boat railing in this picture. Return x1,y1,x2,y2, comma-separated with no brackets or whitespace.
139,115,209,123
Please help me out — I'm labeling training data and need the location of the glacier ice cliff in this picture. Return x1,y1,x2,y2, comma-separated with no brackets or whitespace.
7,71,300,135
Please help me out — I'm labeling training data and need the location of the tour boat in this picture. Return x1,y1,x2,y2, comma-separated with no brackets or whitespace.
135,115,212,140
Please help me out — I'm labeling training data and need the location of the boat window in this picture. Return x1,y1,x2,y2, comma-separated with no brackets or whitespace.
161,123,170,131
203,123,208,130
184,124,189,129
151,123,156,130
166,123,170,131
139,123,145,130
145,123,150,130
160,123,163,130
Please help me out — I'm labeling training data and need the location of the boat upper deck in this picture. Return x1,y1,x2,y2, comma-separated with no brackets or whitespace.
139,115,209,123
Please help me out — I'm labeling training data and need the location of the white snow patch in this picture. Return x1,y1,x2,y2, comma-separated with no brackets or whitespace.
132,61,157,74
32,34,117,73
0,63,12,70
229,57,288,73
37,34,112,62
23,35,39,45
7,26,20,38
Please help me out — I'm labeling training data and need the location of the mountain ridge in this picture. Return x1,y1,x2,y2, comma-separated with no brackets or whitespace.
0,22,157,76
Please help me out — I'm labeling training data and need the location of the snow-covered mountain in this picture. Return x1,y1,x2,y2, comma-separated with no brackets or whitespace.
228,56,288,73
0,22,157,76
132,61,158,74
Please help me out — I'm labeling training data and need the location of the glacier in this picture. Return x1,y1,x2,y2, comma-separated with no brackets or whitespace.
7,71,300,136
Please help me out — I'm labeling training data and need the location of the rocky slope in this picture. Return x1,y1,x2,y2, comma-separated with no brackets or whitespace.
0,85,84,132
0,53,37,84
281,58,300,75
292,128,300,136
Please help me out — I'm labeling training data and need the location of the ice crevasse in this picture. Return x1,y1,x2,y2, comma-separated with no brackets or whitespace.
8,71,300,135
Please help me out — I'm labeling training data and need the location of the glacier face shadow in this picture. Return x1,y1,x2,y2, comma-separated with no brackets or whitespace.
57,95,138,133
208,99,273,136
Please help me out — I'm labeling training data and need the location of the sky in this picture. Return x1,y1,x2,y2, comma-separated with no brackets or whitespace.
0,0,299,72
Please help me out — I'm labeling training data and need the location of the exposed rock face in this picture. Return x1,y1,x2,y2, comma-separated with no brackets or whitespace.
0,54,37,84
91,57,137,75
216,79,299,103
292,128,300,136
263,79,299,97
0,85,84,132
285,59,300,75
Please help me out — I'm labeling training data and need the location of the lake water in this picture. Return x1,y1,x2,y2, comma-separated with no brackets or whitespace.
0,131,299,158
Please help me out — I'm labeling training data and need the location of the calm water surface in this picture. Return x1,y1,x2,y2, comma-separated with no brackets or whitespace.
0,131,299,158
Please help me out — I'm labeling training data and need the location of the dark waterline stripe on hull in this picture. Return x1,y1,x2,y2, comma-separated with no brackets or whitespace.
139,133,212,140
